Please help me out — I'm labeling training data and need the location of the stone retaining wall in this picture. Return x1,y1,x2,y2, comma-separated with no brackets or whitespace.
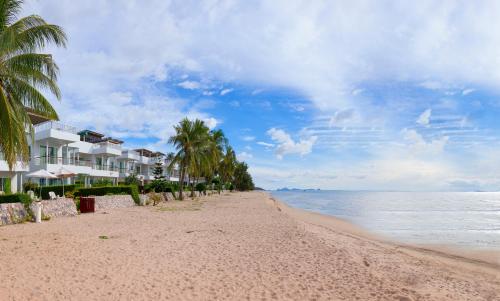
0,203,29,225
94,195,135,211
36,198,77,218
1,198,77,226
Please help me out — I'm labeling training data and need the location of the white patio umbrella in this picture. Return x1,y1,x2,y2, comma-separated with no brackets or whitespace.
54,167,76,196
26,169,58,198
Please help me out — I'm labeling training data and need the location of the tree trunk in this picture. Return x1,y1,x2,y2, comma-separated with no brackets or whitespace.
178,163,185,200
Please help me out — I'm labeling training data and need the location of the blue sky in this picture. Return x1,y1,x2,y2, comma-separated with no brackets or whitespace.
24,0,500,190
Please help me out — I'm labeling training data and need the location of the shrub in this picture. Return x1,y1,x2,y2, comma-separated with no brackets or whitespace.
148,192,162,206
74,197,80,212
38,185,76,200
23,181,39,192
92,179,113,187
195,182,206,193
124,174,140,186
75,185,140,205
0,193,32,204
145,180,175,193
224,183,234,191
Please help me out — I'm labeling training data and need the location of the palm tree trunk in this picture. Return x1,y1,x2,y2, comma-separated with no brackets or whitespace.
178,163,185,200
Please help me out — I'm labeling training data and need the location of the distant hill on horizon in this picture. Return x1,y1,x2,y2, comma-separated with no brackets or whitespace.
275,187,321,192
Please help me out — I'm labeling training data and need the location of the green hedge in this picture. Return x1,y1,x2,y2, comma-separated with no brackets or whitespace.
0,193,32,204
38,185,77,200
4,178,11,194
75,185,140,205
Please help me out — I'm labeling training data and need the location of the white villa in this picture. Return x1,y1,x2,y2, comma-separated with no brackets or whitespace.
0,112,179,193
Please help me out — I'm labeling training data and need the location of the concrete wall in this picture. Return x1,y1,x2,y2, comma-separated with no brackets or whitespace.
94,195,135,212
1,198,77,226
35,198,77,218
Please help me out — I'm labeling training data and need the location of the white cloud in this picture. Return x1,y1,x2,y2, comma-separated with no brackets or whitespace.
402,128,448,155
242,136,255,141
257,141,275,148
329,109,355,127
267,128,317,159
204,117,218,129
418,81,443,91
27,0,500,116
416,109,432,126
237,151,253,161
220,88,233,96
462,88,475,95
178,80,201,90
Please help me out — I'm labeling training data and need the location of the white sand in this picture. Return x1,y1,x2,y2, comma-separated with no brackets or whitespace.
0,191,498,300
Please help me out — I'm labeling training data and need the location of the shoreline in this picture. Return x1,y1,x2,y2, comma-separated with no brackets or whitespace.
268,193,500,274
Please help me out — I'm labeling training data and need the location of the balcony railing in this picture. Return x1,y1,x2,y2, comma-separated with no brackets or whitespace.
33,156,93,167
33,157,118,172
93,164,119,172
34,121,79,134
94,141,122,151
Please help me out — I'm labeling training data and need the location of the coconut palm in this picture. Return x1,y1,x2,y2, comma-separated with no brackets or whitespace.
0,0,67,169
168,118,210,200
204,129,226,192
219,145,237,190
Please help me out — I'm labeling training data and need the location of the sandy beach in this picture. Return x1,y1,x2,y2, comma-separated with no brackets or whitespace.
0,191,499,300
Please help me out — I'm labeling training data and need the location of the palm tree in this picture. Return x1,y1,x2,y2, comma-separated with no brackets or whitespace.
0,0,67,169
219,145,236,191
206,129,226,192
168,118,210,200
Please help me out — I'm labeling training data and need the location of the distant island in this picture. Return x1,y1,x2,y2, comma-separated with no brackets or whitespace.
276,187,321,192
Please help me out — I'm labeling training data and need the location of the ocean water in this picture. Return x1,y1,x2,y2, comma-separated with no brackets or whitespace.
271,191,500,249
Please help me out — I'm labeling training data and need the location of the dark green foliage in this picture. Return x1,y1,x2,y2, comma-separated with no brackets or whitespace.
23,181,39,192
170,182,179,192
233,162,254,191
145,179,172,193
4,178,11,194
124,174,139,186
195,182,206,192
0,193,31,204
75,185,140,205
212,177,220,185
22,184,77,200
0,193,33,221
74,198,80,212
92,179,113,187
129,185,140,205
225,183,234,191
152,159,164,180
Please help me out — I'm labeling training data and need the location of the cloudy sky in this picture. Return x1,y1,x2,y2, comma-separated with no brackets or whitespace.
23,0,500,191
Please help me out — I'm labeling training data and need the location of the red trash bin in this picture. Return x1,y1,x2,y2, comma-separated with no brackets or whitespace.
80,197,95,213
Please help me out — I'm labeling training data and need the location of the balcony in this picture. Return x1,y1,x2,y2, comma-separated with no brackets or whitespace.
92,141,122,156
119,150,140,161
30,156,92,174
90,164,119,177
34,121,80,143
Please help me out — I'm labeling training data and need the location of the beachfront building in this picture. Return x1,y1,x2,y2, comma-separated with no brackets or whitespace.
28,123,122,186
0,112,176,192
0,155,29,194
117,149,163,184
